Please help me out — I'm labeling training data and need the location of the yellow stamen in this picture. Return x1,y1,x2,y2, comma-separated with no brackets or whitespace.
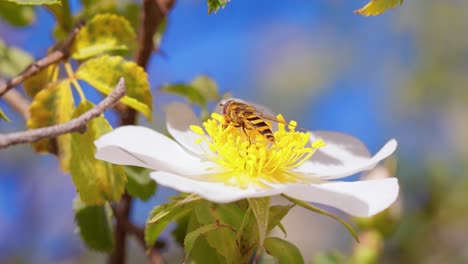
191,114,325,188
190,125,205,135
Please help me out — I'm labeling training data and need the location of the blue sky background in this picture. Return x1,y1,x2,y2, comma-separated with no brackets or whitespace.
0,0,450,262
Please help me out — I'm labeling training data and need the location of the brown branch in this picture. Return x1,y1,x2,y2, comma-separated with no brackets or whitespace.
111,198,166,264
109,192,132,264
135,0,175,68
0,78,126,149
110,1,176,263
112,205,166,249
0,21,84,97
149,247,165,264
117,0,176,126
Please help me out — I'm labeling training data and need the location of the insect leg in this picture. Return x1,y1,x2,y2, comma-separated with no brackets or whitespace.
242,126,252,144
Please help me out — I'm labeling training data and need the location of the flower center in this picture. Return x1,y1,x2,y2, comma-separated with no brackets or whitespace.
190,113,325,188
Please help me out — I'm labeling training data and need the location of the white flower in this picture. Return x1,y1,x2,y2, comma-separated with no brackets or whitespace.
94,102,399,217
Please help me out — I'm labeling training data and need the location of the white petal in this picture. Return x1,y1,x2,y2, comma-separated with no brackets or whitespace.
150,171,287,203
95,126,220,176
283,178,399,217
295,132,397,179
165,103,207,156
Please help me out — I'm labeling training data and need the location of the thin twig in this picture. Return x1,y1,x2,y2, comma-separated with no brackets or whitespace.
109,192,132,264
2,89,30,120
0,21,84,96
0,78,126,149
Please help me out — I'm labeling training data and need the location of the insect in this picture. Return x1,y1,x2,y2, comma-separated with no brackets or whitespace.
221,100,292,143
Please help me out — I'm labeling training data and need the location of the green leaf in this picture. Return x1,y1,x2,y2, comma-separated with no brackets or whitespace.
189,234,227,264
160,75,220,109
27,80,74,171
121,2,140,33
281,194,360,242
235,201,259,263
206,227,240,264
192,202,243,263
267,204,295,235
217,203,248,229
145,194,202,247
237,206,252,241
71,13,136,60
184,224,229,260
70,101,127,205
124,166,156,201
73,196,114,252
194,201,245,229
355,0,403,16
191,75,220,101
264,237,304,264
0,1,35,27
248,197,270,259
153,18,168,49
23,65,57,98
172,213,191,247
76,55,152,119
201,224,240,264
0,107,11,122
207,0,230,14
313,251,346,264
0,38,34,78
46,2,73,34
160,84,206,107
4,0,61,5
184,222,213,255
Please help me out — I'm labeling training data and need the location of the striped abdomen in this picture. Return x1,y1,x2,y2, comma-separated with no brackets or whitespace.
244,113,275,142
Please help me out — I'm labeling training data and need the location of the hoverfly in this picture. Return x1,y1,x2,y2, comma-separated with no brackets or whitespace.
221,99,298,143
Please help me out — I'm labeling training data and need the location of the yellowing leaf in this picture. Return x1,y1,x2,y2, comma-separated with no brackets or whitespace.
0,106,11,122
23,65,57,97
71,13,136,60
46,4,73,35
70,101,127,205
0,1,35,27
355,0,403,16
27,80,74,171
4,0,61,5
0,38,34,78
76,55,152,119
79,1,139,32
